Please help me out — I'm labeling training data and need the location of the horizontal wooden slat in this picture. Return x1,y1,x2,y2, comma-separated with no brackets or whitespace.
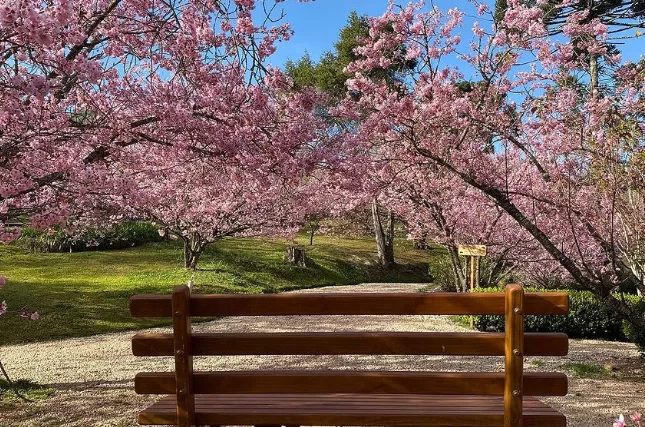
132,332,568,357
129,292,569,318
138,394,566,426
135,371,567,396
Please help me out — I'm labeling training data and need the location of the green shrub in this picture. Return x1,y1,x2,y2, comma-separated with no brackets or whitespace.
622,298,645,355
17,221,164,253
427,251,519,292
468,287,642,342
428,255,460,292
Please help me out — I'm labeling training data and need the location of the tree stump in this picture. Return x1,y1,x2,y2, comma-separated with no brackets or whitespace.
285,246,307,267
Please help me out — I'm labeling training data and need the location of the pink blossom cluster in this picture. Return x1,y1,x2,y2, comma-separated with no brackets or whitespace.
614,413,643,427
0,0,332,255
329,0,645,297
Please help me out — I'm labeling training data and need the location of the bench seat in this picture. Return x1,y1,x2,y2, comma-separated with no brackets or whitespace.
139,393,566,426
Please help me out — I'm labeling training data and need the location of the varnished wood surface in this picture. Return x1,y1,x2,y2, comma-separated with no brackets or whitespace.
134,371,568,396
137,394,567,426
132,285,568,427
132,331,569,357
505,284,525,427
171,285,194,427
130,292,569,318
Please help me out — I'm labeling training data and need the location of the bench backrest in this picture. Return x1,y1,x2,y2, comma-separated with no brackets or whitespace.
130,284,569,427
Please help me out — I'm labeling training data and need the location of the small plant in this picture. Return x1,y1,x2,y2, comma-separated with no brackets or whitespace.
614,413,642,427
531,359,546,367
564,362,610,377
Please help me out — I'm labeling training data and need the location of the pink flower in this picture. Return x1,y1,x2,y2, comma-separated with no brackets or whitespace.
632,413,643,423
614,414,626,427
0,275,6,289
0,300,6,315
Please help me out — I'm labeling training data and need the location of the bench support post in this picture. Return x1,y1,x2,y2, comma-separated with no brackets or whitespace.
504,284,524,427
173,285,195,427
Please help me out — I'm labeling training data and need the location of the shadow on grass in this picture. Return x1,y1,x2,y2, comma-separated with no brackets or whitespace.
0,379,54,409
1,237,432,345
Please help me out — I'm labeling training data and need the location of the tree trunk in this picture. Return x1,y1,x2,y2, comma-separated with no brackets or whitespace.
372,199,395,269
589,53,599,93
182,233,209,270
307,218,319,246
447,245,468,292
285,246,307,267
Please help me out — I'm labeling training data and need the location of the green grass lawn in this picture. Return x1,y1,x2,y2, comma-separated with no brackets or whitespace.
0,235,439,345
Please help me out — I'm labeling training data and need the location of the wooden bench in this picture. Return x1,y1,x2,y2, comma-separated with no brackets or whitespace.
129,284,569,427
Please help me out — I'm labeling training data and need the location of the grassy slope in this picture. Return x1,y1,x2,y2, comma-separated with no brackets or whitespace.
0,235,438,345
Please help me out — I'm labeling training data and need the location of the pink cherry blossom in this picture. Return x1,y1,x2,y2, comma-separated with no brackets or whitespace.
331,0,645,333
0,0,329,269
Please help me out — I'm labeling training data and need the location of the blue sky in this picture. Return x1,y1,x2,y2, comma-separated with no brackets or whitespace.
269,1,392,66
267,0,643,69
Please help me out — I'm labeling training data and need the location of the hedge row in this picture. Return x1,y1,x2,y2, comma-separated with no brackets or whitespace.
469,287,643,342
18,221,164,253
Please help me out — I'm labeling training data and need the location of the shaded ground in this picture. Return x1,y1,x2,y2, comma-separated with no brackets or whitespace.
0,283,642,426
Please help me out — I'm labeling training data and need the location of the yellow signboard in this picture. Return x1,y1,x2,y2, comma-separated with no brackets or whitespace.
458,244,487,257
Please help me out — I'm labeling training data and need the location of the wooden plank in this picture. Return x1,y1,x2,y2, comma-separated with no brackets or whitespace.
134,371,568,396
137,394,566,426
505,284,524,427
172,285,194,427
132,331,568,357
129,292,569,318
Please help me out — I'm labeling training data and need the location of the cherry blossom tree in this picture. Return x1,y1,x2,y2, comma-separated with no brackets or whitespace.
334,1,645,337
383,169,546,291
285,11,418,269
0,0,330,268
104,84,327,268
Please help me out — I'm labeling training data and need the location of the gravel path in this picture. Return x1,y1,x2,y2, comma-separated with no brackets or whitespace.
1,283,643,426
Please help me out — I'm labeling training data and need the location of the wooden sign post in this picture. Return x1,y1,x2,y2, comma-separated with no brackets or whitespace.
458,244,487,328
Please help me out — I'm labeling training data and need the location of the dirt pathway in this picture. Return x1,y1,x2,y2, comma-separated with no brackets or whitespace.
0,283,642,426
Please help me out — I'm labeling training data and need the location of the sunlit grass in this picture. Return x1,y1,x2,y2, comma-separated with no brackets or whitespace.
0,235,439,345
564,362,613,377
